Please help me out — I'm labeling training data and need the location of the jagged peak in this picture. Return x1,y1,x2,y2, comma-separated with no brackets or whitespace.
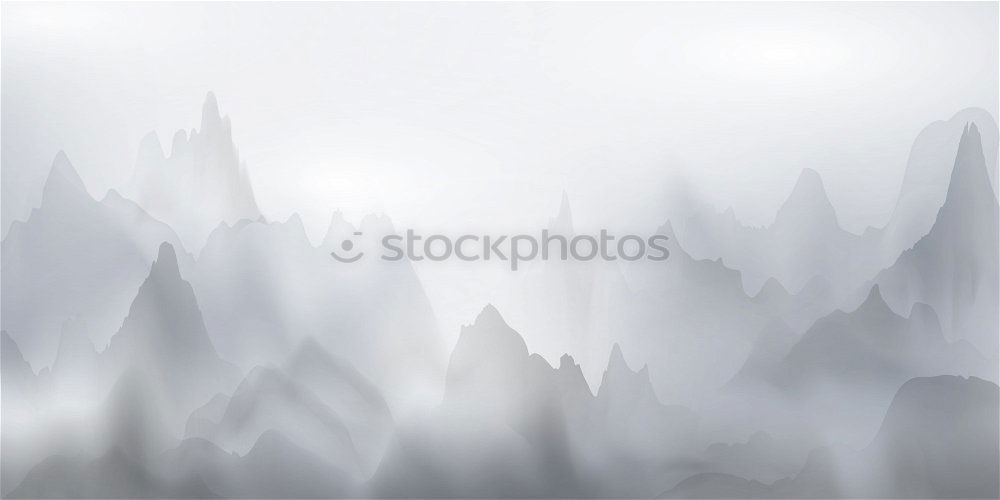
42,151,87,199
605,343,648,380
944,121,995,206
607,343,649,375
558,353,578,371
321,211,358,249
598,343,660,401
455,304,531,358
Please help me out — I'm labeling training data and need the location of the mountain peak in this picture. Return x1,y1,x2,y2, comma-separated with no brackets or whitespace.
609,343,626,368
945,121,996,207
42,151,87,201
558,353,578,371
753,277,791,302
855,284,893,317
773,168,839,230
604,343,647,382
321,211,358,249
446,304,533,404
474,303,505,327
598,343,662,404
796,167,823,188
454,304,528,363
200,91,224,134
284,213,307,235
150,242,181,281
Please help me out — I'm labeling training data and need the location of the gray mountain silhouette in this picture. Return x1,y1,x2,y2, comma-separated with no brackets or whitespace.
594,344,698,453
752,285,992,446
881,108,999,251
123,92,260,252
196,211,444,409
375,305,698,498
1,152,188,367
101,242,241,428
616,222,831,405
677,109,999,302
873,122,999,358
499,193,600,374
679,166,862,297
4,94,997,499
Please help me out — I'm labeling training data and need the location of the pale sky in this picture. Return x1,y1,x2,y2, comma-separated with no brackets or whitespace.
3,2,998,241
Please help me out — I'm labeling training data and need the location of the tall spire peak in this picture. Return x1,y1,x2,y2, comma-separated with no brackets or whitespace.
149,242,181,281
945,121,994,206
200,91,224,135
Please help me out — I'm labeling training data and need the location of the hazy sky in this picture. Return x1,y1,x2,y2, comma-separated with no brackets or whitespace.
3,2,998,240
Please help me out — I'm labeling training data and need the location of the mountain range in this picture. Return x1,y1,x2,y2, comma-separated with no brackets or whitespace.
2,95,996,498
